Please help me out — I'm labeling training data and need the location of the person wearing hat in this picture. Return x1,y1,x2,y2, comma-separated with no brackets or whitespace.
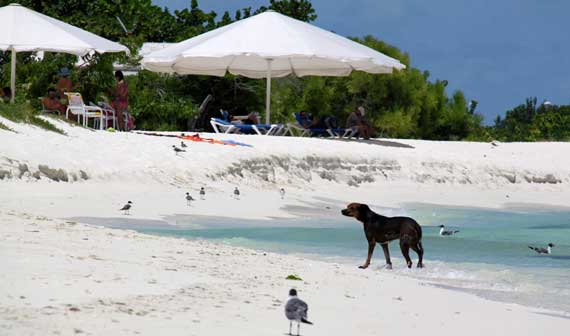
56,67,73,99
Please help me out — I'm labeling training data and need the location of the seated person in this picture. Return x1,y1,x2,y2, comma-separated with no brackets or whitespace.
346,106,375,140
232,112,260,125
1,87,11,103
299,111,338,130
42,88,66,115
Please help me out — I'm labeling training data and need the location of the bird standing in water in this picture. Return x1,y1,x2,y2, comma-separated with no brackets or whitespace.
528,243,554,254
439,225,459,236
199,187,206,200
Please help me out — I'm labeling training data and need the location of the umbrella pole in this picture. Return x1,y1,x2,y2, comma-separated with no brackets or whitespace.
265,59,273,124
10,48,16,104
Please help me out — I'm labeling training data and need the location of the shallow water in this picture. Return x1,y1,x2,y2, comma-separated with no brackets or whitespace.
81,205,570,314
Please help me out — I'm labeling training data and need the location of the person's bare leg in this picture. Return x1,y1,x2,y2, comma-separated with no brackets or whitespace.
117,110,124,131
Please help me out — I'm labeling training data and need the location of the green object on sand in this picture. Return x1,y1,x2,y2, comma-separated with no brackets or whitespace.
107,127,116,132
286,274,303,281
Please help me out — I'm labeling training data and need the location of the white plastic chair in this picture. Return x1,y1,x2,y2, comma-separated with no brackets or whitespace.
65,92,112,130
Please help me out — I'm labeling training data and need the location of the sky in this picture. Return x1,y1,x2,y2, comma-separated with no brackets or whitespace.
153,0,570,123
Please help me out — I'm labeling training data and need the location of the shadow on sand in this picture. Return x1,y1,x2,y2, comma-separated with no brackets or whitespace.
328,137,414,148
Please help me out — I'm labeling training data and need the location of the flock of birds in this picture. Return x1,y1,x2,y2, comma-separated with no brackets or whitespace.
172,141,188,155
438,225,555,255
120,187,287,211
119,187,307,335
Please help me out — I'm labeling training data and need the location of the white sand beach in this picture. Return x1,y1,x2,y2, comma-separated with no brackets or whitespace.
1,116,570,335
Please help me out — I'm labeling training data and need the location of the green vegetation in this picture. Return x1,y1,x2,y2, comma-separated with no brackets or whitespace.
0,0,566,141
492,98,570,141
0,120,10,131
0,103,65,135
286,274,303,281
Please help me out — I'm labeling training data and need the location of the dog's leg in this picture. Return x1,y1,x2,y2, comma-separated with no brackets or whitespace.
411,241,424,268
400,241,412,268
359,241,376,269
380,243,392,269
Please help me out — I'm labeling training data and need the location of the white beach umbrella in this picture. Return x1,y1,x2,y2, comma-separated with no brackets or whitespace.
0,3,128,103
142,10,405,124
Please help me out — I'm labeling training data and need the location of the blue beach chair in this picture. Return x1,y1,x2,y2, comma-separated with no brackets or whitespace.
286,112,354,137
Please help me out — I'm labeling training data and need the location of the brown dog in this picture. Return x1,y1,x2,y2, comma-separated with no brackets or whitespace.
341,203,424,269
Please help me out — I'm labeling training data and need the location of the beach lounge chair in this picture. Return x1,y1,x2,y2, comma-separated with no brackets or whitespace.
286,112,355,138
65,92,115,130
210,117,282,135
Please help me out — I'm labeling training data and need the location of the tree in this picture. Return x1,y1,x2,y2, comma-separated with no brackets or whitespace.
256,0,317,22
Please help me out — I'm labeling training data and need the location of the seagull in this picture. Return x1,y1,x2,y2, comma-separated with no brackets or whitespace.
199,187,206,200
180,141,187,148
528,243,554,255
233,187,240,200
439,225,459,236
185,192,194,206
285,289,312,336
120,201,132,215
280,188,285,199
172,145,186,155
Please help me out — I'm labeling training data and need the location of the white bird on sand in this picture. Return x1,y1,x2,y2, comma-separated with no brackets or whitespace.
528,243,554,255
180,141,187,148
234,187,240,200
439,225,459,236
280,188,286,199
185,192,194,206
172,145,186,155
120,201,132,215
285,289,312,336
199,187,206,200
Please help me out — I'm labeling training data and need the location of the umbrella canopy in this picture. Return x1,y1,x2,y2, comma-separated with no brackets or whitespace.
142,10,405,123
0,3,128,103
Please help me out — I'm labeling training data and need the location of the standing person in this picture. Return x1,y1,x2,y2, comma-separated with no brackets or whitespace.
56,67,73,99
111,70,129,131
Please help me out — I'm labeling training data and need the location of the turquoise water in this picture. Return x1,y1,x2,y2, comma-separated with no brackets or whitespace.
99,206,570,314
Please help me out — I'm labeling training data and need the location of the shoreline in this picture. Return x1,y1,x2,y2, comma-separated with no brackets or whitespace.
71,210,570,317
1,209,569,335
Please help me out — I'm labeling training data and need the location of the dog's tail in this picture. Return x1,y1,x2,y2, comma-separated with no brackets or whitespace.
301,318,313,325
418,241,424,254
528,246,536,251
453,230,460,234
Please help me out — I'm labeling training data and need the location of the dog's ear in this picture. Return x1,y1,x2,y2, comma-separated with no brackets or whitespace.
356,203,370,220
